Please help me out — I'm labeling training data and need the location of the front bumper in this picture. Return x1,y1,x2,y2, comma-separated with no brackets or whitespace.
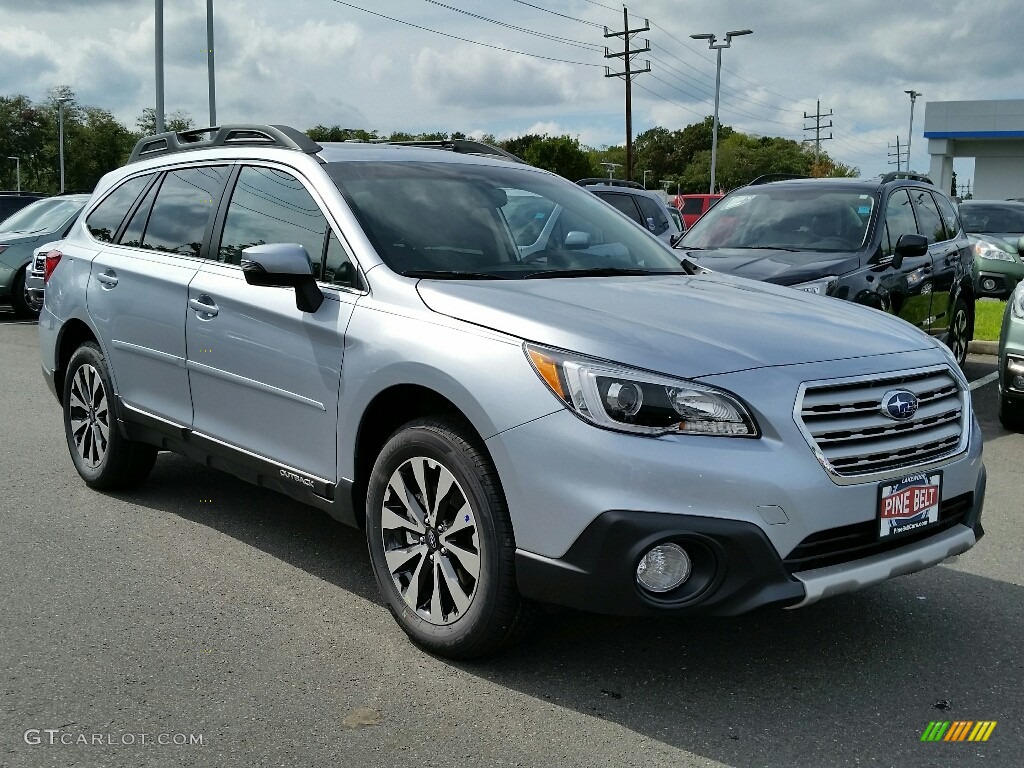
515,467,985,615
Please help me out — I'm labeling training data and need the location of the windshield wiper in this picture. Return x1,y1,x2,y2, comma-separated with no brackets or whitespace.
725,245,804,252
523,267,682,279
402,270,508,280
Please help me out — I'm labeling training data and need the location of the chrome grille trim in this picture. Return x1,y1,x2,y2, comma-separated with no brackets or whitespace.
793,364,970,486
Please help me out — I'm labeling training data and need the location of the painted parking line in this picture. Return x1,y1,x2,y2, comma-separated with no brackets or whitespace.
970,372,999,391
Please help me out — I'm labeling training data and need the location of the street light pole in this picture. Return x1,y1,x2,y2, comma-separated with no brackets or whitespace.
207,0,217,126
904,90,922,173
7,157,19,192
57,97,72,193
690,29,752,195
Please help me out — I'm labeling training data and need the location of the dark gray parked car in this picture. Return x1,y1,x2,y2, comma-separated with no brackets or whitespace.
39,125,985,658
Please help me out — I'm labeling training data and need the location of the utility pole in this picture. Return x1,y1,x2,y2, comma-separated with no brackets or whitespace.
887,136,907,169
604,8,650,181
802,99,833,166
206,0,217,126
155,0,164,132
904,89,922,172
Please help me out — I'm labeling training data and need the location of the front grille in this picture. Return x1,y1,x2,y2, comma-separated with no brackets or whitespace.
797,366,966,477
783,492,973,573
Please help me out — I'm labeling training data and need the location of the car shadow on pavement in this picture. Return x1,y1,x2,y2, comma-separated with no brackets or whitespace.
118,452,1022,768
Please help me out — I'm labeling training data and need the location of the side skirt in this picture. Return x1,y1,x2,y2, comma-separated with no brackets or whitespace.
117,399,358,528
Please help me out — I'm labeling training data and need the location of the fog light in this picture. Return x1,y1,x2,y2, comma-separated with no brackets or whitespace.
982,277,997,291
636,543,691,593
1013,374,1024,391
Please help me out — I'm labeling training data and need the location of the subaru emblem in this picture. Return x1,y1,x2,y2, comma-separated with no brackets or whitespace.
881,389,919,420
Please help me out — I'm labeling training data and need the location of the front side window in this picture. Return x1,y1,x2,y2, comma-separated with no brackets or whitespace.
326,161,684,278
217,166,328,268
142,166,228,256
84,175,153,243
882,189,918,257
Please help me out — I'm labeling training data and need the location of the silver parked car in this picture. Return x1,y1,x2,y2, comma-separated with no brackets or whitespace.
39,125,986,658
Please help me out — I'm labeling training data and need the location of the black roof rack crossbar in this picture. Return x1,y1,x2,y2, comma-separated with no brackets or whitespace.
382,139,525,163
879,171,934,185
576,178,645,189
128,124,323,164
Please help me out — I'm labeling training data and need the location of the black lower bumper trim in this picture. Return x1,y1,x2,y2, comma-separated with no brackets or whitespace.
516,511,804,617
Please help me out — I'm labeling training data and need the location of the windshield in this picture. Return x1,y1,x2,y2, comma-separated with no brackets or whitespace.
0,197,83,234
325,161,684,278
679,187,874,252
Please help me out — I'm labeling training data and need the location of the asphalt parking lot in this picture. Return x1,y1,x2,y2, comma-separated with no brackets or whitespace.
1,308,1021,768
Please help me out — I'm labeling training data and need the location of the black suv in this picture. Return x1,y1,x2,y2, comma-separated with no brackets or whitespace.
0,192,47,225
675,173,975,365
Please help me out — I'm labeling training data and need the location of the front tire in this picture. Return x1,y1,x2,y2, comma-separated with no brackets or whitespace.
63,342,157,490
946,297,970,367
10,266,42,319
999,396,1024,432
366,417,534,659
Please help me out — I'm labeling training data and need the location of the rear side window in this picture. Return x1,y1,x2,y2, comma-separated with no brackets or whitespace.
217,166,328,268
932,192,961,239
909,188,947,243
594,192,642,225
141,166,229,256
85,175,153,243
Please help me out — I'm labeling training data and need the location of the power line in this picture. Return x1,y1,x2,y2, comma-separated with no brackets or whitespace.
511,0,603,28
323,0,603,67
421,0,603,51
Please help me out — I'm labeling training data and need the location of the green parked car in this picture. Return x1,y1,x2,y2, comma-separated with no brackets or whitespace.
960,200,1024,300
999,281,1024,430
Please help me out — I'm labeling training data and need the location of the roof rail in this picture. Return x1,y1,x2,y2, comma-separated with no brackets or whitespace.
128,124,323,164
745,173,810,186
382,139,525,163
880,171,934,185
576,178,645,189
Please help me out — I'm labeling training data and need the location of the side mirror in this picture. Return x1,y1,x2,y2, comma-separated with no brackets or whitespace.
1017,235,1024,256
564,231,591,250
890,233,928,270
670,232,684,248
241,243,324,313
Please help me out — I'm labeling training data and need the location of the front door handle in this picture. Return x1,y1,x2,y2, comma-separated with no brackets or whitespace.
188,296,219,317
96,270,118,288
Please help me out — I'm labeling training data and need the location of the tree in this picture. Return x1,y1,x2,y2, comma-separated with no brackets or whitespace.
500,134,595,180
135,107,195,135
950,169,958,198
306,124,378,142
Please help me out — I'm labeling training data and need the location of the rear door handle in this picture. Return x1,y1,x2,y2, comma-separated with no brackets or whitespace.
188,296,219,317
96,270,118,288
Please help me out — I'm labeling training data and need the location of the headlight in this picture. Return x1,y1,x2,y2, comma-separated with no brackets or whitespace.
973,239,1016,262
525,344,759,437
791,276,838,296
1012,283,1024,319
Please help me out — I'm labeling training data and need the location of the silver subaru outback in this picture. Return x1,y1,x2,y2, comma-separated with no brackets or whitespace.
38,125,986,659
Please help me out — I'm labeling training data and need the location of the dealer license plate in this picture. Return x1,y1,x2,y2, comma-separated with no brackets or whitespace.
877,472,942,539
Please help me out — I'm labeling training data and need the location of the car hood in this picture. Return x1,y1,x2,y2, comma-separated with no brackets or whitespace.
416,273,936,378
677,247,862,286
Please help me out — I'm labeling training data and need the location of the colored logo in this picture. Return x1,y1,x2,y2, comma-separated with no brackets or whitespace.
881,389,919,420
921,721,997,742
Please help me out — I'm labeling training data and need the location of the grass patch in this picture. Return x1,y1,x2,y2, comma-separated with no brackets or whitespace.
974,300,1006,342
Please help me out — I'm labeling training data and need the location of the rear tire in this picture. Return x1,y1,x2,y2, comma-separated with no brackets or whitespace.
10,266,42,319
946,297,970,367
63,342,157,490
366,417,535,659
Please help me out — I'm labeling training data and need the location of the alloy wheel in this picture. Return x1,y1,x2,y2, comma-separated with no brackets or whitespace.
951,305,968,363
68,363,109,469
380,456,481,626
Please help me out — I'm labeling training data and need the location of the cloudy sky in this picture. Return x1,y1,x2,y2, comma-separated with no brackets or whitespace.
1,0,1017,183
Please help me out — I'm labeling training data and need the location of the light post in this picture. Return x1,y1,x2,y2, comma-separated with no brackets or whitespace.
57,97,72,193
206,0,217,126
7,156,18,192
904,90,922,173
690,29,752,195
600,162,622,179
